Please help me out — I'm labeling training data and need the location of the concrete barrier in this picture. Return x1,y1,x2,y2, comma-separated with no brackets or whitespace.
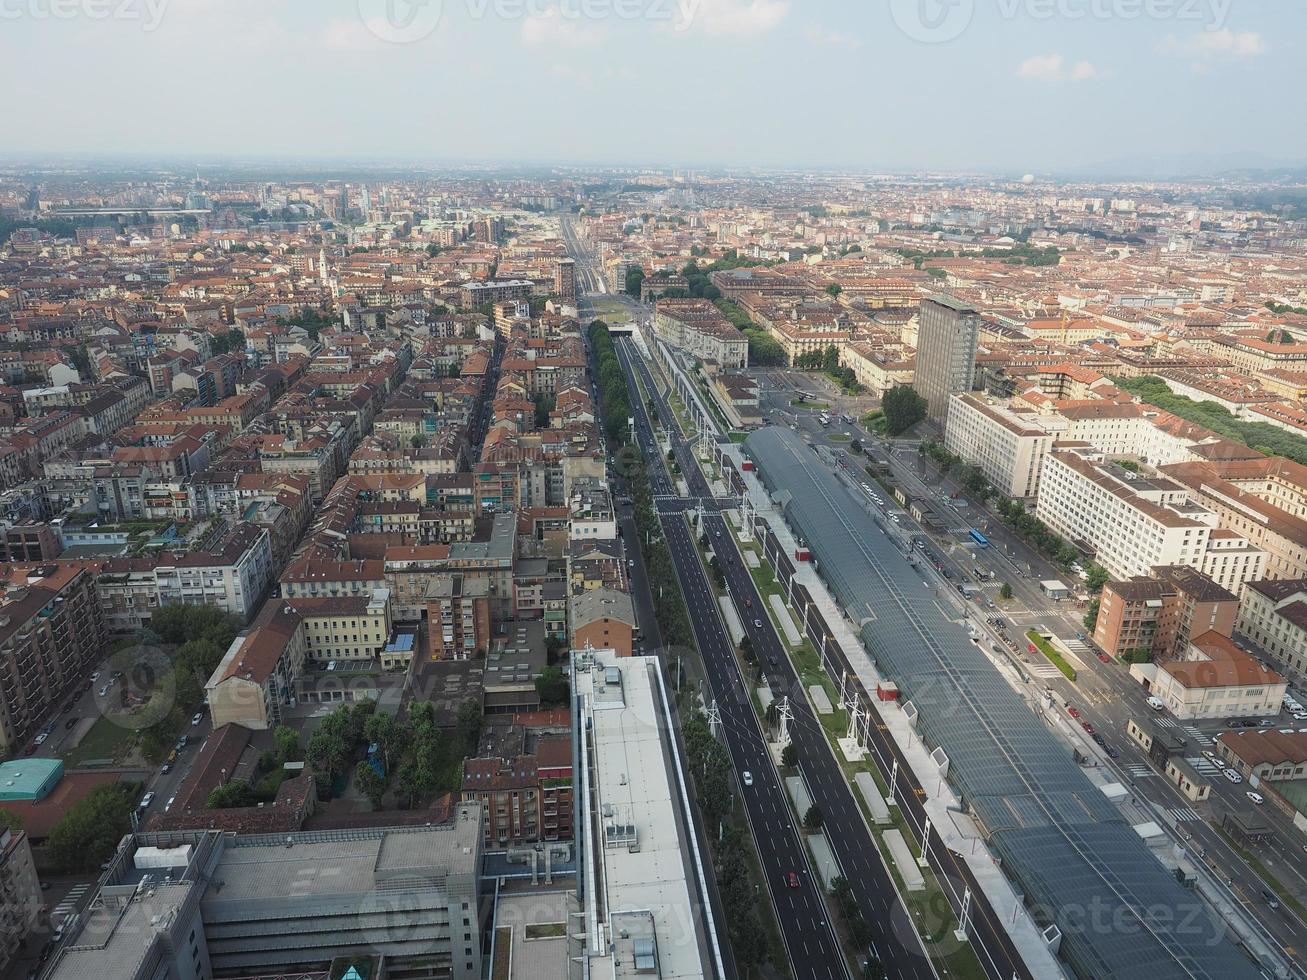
769,594,802,647
809,685,833,715
883,829,925,891
855,772,892,826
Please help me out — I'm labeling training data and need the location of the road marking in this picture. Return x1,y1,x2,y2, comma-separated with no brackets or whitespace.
1170,806,1202,823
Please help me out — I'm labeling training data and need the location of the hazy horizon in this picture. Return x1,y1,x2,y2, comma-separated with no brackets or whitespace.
2,0,1301,176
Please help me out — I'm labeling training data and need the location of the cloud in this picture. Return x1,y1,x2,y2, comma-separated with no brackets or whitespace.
521,5,605,46
675,0,789,36
804,25,860,49
1160,29,1266,59
1017,54,1099,82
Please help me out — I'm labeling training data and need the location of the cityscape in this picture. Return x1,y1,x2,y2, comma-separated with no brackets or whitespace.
3,5,1307,980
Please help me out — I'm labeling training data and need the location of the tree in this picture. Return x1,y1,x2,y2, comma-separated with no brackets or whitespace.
1083,598,1101,633
275,725,300,762
535,666,570,706
355,761,387,809
625,267,645,298
881,385,927,436
803,804,824,831
738,635,754,663
456,698,483,756
47,784,138,873
0,809,22,832
850,439,863,454
999,582,1014,601
826,284,843,298
1085,563,1110,593
781,743,798,767
410,434,427,449
208,779,258,809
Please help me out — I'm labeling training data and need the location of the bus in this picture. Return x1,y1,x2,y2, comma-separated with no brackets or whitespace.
969,529,990,548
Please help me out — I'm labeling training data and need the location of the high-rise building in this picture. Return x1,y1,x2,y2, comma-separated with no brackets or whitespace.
555,256,576,301
913,295,981,425
0,828,42,977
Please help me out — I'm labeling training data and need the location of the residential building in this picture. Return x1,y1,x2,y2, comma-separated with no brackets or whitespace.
913,295,981,425
0,563,107,754
944,394,1059,499
0,828,42,977
1141,631,1286,720
1237,578,1307,680
460,734,572,848
205,602,305,730
153,523,275,622
570,588,636,658
426,574,492,661
1094,567,1238,660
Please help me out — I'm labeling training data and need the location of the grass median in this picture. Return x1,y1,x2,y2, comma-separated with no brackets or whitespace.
1027,630,1077,681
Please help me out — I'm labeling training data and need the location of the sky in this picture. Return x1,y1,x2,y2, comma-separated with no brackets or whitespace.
0,0,1301,175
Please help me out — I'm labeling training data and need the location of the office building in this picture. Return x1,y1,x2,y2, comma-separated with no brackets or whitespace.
571,650,723,980
1038,447,1266,591
913,295,981,425
1142,631,1286,720
944,393,1059,499
555,257,577,302
44,807,485,980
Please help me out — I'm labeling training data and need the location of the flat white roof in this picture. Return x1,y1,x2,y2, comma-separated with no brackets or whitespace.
574,651,706,980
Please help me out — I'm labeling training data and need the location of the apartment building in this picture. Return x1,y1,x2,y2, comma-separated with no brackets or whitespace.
153,523,275,623
0,828,42,976
652,299,748,369
0,563,107,754
1094,566,1238,659
461,733,572,847
426,574,492,661
913,295,981,425
1038,448,1265,591
205,602,305,730
944,394,1059,499
288,588,392,665
839,343,914,397
1237,579,1307,680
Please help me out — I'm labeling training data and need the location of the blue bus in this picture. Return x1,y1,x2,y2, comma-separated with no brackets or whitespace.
969,529,990,549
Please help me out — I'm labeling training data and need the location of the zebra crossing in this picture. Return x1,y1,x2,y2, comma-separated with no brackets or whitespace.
1186,755,1221,776
1027,657,1064,680
52,883,90,922
1124,763,1154,778
1181,725,1213,746
1168,806,1202,823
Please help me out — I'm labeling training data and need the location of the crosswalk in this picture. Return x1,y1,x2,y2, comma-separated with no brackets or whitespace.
1124,763,1154,778
1027,658,1064,679
1186,755,1221,776
1181,725,1213,746
1169,806,1202,823
52,883,90,922
1063,637,1093,664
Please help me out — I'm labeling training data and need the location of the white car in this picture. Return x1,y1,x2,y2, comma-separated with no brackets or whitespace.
1224,768,1243,784
139,791,155,809
742,771,753,787
191,713,204,727
1247,791,1265,805
33,732,48,746
165,796,175,812
753,619,764,629
98,684,111,697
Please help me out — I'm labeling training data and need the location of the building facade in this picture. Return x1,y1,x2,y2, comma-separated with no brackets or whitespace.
913,295,981,425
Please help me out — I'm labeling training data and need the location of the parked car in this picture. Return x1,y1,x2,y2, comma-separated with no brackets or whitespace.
64,717,77,731
138,791,155,810
191,712,204,727
1247,791,1265,805
33,733,47,746
1067,706,1081,718
1225,768,1243,784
